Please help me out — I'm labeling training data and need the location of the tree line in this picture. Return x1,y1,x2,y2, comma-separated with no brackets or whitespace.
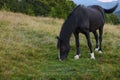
0,0,119,24
0,0,76,19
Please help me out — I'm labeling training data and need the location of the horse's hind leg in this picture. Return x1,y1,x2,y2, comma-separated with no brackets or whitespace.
74,32,80,60
98,28,103,53
93,31,99,51
85,32,95,59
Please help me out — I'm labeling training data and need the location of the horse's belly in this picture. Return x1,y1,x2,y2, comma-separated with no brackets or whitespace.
89,18,105,31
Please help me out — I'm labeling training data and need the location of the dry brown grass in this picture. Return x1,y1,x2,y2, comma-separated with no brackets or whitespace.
104,24,120,35
0,11,63,36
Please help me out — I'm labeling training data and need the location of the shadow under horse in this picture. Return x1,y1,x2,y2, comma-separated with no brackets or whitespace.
57,3,118,61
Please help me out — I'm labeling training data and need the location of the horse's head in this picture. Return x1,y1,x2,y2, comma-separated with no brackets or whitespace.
56,37,70,61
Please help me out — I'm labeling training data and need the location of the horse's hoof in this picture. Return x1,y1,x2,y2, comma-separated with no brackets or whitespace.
95,47,99,52
91,57,95,59
74,55,79,60
90,52,95,59
98,51,102,54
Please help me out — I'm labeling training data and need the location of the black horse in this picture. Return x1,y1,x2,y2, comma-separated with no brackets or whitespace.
57,3,118,61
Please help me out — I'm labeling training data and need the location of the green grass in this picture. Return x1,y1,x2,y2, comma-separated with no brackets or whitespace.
0,11,120,80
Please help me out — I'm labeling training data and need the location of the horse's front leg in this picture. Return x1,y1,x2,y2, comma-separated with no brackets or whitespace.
93,31,99,51
74,32,80,60
85,32,95,59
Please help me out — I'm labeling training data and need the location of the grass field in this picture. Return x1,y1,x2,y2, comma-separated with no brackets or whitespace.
0,11,120,80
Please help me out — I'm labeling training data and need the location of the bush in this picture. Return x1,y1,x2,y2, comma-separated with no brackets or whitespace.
1,3,10,11
105,14,120,25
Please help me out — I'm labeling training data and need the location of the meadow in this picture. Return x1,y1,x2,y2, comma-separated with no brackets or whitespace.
0,11,120,80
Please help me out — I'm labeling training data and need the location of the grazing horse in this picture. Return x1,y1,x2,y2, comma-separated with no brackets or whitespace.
57,3,118,61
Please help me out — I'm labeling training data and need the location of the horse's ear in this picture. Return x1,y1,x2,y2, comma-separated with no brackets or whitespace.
56,36,60,40
56,36,60,49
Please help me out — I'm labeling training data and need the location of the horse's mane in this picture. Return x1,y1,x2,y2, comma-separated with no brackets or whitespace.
67,5,85,18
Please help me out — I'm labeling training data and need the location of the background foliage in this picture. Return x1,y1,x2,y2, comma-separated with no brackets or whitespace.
0,0,76,19
105,14,120,25
0,0,119,24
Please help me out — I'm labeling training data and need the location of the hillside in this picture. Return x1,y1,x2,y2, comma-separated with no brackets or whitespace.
0,11,120,80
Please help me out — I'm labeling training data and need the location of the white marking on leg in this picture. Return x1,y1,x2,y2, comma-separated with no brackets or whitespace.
98,51,102,54
91,52,95,59
74,55,80,60
58,52,61,61
95,47,99,52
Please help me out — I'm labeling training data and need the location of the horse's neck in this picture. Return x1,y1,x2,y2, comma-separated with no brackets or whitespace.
60,14,76,43
60,24,73,43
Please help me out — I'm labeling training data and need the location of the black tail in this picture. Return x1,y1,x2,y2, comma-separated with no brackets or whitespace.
104,3,119,13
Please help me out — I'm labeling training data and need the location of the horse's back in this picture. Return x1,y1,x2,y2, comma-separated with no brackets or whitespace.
87,6,105,31
87,5,105,24
69,5,106,32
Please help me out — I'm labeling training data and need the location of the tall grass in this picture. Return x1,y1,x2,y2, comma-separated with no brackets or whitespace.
0,11,120,80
